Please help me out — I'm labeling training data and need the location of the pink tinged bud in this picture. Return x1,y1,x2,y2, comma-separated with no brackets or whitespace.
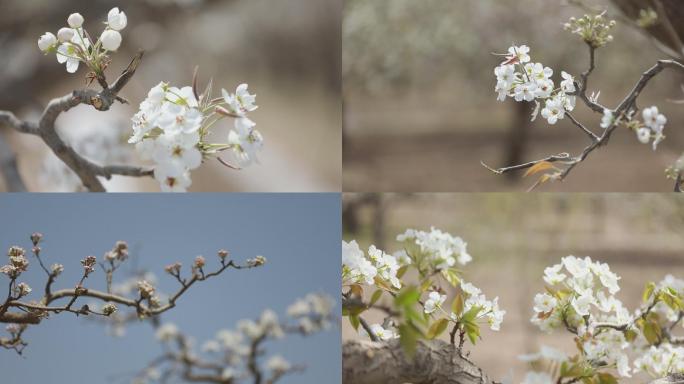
217,249,229,259
194,255,206,268
30,232,43,246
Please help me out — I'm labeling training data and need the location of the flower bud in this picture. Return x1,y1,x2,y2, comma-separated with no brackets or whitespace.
102,303,117,316
67,13,84,28
100,29,122,51
38,32,57,51
15,282,31,297
248,255,267,267
107,7,127,31
51,263,64,276
57,28,74,43
32,246,41,256
30,232,43,246
194,255,206,269
165,262,182,275
217,249,229,259
137,280,155,299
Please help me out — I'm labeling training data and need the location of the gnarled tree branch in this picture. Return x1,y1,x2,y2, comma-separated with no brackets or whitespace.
0,51,153,192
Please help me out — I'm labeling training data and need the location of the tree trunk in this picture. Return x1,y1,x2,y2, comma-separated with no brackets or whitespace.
342,339,490,384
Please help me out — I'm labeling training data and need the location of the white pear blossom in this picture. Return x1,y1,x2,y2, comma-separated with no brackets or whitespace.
228,117,264,166
222,84,258,116
156,323,179,341
423,291,446,314
342,240,377,285
107,7,127,31
153,162,192,192
367,324,398,341
266,355,291,372
506,45,530,64
600,109,614,129
533,293,557,313
56,43,80,73
560,71,576,93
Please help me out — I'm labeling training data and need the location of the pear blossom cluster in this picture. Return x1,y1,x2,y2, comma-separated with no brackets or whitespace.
38,8,127,73
130,82,263,192
531,256,624,332
494,45,577,125
342,240,403,289
633,344,684,378
638,106,667,150
396,227,471,270
523,257,684,382
423,281,505,332
145,294,335,383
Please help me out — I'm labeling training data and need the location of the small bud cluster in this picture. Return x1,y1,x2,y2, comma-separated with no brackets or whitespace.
164,262,182,276
81,255,97,276
130,82,263,192
1,246,29,278
102,303,118,316
14,282,32,298
564,13,616,48
247,255,267,267
137,280,156,299
104,241,129,263
217,249,229,260
37,8,127,74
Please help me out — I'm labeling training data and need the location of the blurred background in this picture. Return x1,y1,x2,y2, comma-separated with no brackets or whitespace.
0,0,340,192
343,0,684,192
0,193,340,383
342,193,684,383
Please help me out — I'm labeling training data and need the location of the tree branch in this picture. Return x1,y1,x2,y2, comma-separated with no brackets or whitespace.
0,51,152,192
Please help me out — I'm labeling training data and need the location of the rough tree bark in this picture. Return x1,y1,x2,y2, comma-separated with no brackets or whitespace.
342,339,490,384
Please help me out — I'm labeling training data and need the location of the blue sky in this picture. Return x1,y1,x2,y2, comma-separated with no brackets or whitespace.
0,194,340,384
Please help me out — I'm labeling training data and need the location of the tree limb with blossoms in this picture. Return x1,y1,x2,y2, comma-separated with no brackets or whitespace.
0,232,266,354
521,256,684,384
131,293,336,384
0,7,264,192
341,228,684,384
483,11,684,192
341,227,505,383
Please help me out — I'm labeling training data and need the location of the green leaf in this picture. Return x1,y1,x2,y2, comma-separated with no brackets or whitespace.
642,282,656,303
642,320,662,345
560,362,585,378
397,265,409,279
461,305,482,323
349,314,360,331
597,373,618,384
463,321,480,345
451,293,465,316
370,289,383,306
441,268,460,287
398,324,419,358
426,318,449,339
624,329,638,342
395,286,420,307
